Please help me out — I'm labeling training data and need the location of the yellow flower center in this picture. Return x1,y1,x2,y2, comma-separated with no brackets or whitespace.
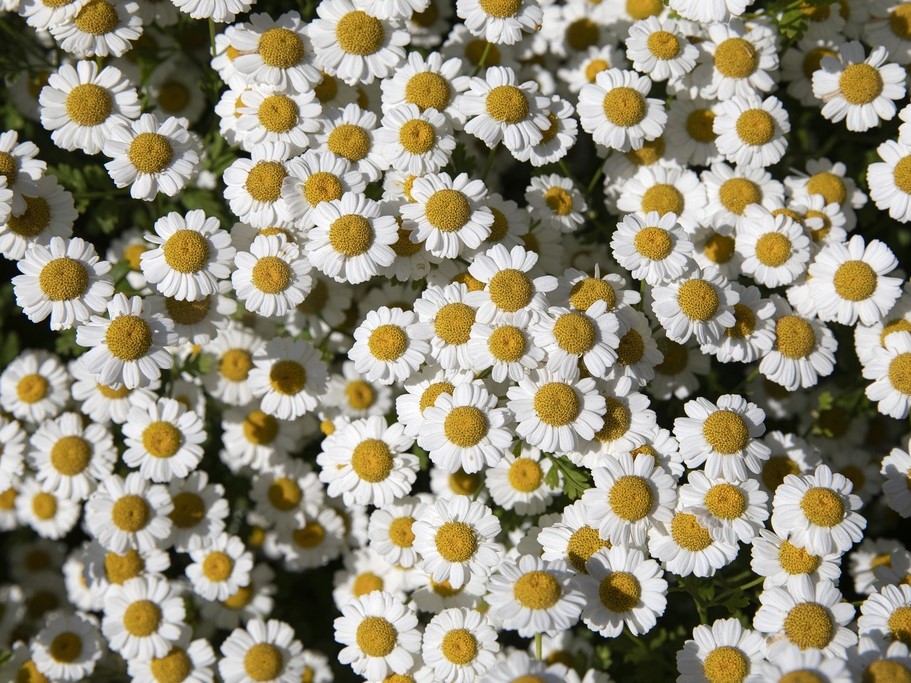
303,172,343,206
441,628,478,665
435,521,477,562
351,438,394,482
800,487,844,527
435,302,475,345
595,397,631,442
641,183,684,216
544,186,573,216
702,646,749,683
585,58,610,83
50,435,91,476
112,494,150,531
686,109,717,142
719,178,761,215
257,95,298,134
485,85,529,124
566,18,599,51
123,600,162,637
806,172,847,205
104,549,144,584
488,269,533,312
293,521,326,548
626,136,665,166
268,477,302,511
164,296,209,326
251,256,292,294
106,315,152,361
566,526,610,573
424,189,472,233
444,406,489,447
626,0,662,18
671,512,713,551
714,38,758,79
202,551,234,582
702,410,749,454
648,30,680,60
890,353,911,395
602,87,646,127
391,227,422,257
725,304,757,339
533,382,580,426
65,83,112,126
16,660,51,683
313,72,336,102
405,72,451,112
863,660,911,683
634,225,673,260
352,571,384,597
336,10,384,55
388,516,415,547
677,279,719,322
784,603,834,650
839,63,883,105
39,257,90,303
552,311,596,355
398,119,436,154
156,81,189,114
703,233,736,264
246,161,287,203
8,196,51,237
327,124,371,162
890,607,911,646
74,0,117,34
356,616,397,657
258,28,304,68
344,380,375,411
778,540,821,574
609,475,653,521
224,584,255,609
163,229,210,273
737,109,776,146
169,492,205,529
31,492,57,520
269,359,307,396
368,324,408,361
488,325,526,362
832,260,877,301
0,152,16,184
569,277,615,311
244,643,284,682
754,232,791,267
220,348,252,382
598,571,641,612
508,458,543,492
705,483,747,520
776,315,816,359
128,133,173,174
419,381,454,412
142,421,182,459
448,469,482,496
890,4,911,39
513,570,562,609
149,647,192,683
329,215,373,257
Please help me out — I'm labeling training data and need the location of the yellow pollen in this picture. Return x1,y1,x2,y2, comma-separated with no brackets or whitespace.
419,381,454,412
444,406,489,447
488,325,526,362
0,152,16,184
778,540,821,574
634,226,673,260
356,616,397,657
156,82,189,114
164,296,210,325
405,72,451,112
625,136,665,165
448,469,482,496
737,109,776,146
336,10,384,55
0,488,16,511
269,360,307,396
351,439,394,483
390,227,420,257
368,324,408,361
50,435,92,476
719,178,761,215
258,28,304,68
329,215,373,257
352,572,384,597
388,516,415,547
244,643,284,682
725,303,756,339
169,491,205,529
626,0,662,19
245,161,286,203
705,483,747,520
440,628,478,665
220,348,252,382
889,607,911,646
806,172,847,205
647,30,680,60
257,95,298,134
677,279,719,322
74,0,117,34
514,570,562,609
890,353,911,395
149,648,192,683
702,646,749,683
609,475,653,521
508,458,543,492
784,602,834,650
112,494,150,532
16,660,50,683
124,243,148,271
891,4,911,39
595,397,631,442
104,549,145,585
776,315,816,359
566,18,599,51
832,260,877,301
8,196,51,237
863,660,911,683
142,421,181,459
641,183,684,216
425,189,471,232
839,63,883,105
761,455,799,491
345,380,375,411
224,584,254,609
602,87,647,127
570,277,615,311
566,526,610,573
485,85,529,124
800,487,844,527
599,571,641,612
294,521,326,548
251,255,292,294
39,258,90,306
128,133,173,174
65,83,112,126
435,521,477,562
544,186,574,216
398,119,436,154
702,410,749,454
303,172,343,207
671,512,713,551
686,109,717,142
327,124,371,162
714,38,758,79
268,478,302,512
755,232,791,266
585,59,610,83
202,551,234,582
533,382,580,426
163,229,210,273
123,600,161,637
453,272,485,291
486,208,510,243
489,269,533,312
31,492,57,520
49,632,82,664
553,311,596,355
105,315,152,361
435,302,475,345
703,233,735,264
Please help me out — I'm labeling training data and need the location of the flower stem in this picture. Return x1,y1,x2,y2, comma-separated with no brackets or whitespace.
535,633,543,660
482,145,498,183
209,19,217,58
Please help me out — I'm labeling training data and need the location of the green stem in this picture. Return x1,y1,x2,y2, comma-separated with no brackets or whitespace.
586,166,604,196
535,633,543,661
472,42,493,76
481,145,498,183
716,575,765,601
732,366,760,394
209,18,217,58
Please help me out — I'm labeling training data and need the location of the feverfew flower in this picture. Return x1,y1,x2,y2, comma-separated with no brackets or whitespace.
578,68,666,152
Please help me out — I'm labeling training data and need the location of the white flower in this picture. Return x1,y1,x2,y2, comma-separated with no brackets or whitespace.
78,294,175,391
0,350,70,425
713,94,790,168
16,477,81,539
532,301,620,379
186,532,254,602
882,447,911,517
679,471,769,544
85,472,173,553
669,0,753,23
232,234,312,318
350,306,429,385
750,529,841,592
812,41,906,132
0,175,77,261
102,575,186,660
456,0,541,45
31,611,104,681
699,20,778,100
469,244,557,323
229,11,321,93
578,68,665,152
575,545,667,638
39,61,140,155
367,496,425,568
611,211,694,286
755,644,851,683
858,584,911,646
525,174,586,233
648,506,740,578
626,19,698,83
235,89,321,154
736,207,810,288
651,267,739,346
375,103,455,174
121,397,205,483
103,113,201,201
868,140,911,223
467,309,544,382
702,162,785,230
248,337,328,420
421,607,499,683
219,618,304,683
760,298,837,391
127,639,218,683
50,0,143,59
704,283,776,364
616,164,707,233
167,470,230,551
675,618,766,683
380,50,470,124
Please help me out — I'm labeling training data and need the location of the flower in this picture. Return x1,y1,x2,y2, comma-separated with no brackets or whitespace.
234,90,321,154
881,447,911,517
375,103,456,174
219,618,305,683
421,607,499,682
50,0,144,59
121,397,206,483
858,584,911,646
456,0,541,45
0,175,77,261
675,618,767,683
186,532,254,601
101,575,187,660
578,68,666,152
651,267,739,346
0,350,70,425
669,0,753,23
30,611,104,681
229,11,321,92
248,337,328,420
678,472,769,544
713,94,790,168
611,211,694,286
350,306,429,384
85,472,173,553
487,447,559,515
469,244,557,323
524,174,587,233
868,140,911,223
532,301,621,379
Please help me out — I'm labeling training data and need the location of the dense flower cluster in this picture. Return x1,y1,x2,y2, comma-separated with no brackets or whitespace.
2,0,911,681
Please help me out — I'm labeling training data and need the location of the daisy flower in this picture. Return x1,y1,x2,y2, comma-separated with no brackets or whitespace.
651,267,739,346
699,20,778,100
305,192,397,284
456,0,541,45
235,89,321,154
487,555,585,637
736,207,810,288
127,639,217,683
808,234,902,326
400,171,493,259
812,41,906,132
248,337,328,420
615,164,707,233
394,364,474,437
467,310,544,382
673,394,770,481
141,210,234,302
0,416,26,477
50,0,143,58
0,175,77,261
419,380,512,474
350,306,429,384
0,130,44,215
484,650,579,683
39,61,140,155
704,283,776,364
30,611,104,681
532,301,620,379
649,506,740,578
578,68,665,152
753,576,857,657
249,460,320,531
676,618,766,683
575,546,667,638
863,331,911,419
121,397,205,483
201,324,261,406
168,470,230,551
760,298,837,391
460,66,549,152
219,618,304,683
846,638,911,683
375,103,455,174
469,244,557,323
412,495,500,589
309,0,408,85
16,478,81,540
524,174,586,233
318,416,417,506
85,472,173,554
28,411,115,501
232,233,311,318
771,464,866,556
538,500,612,574
556,44,629,94
0,350,67,425
325,361,392,418
368,496,425,568
626,17,698,82
572,390,658,469
103,113,201,201
334,591,421,681
186,532,254,602
751,529,841,592
679,472,769,544
702,162,785,230
669,0,753,23
582,452,677,547
859,584,911,647
713,94,790,169
663,99,722,168
76,293,176,390
380,50,470,124
281,150,367,229
19,0,85,29
487,447,558,515
882,447,911,517
230,11,321,93
611,211,694,286
102,575,186,660
223,143,295,227
13,235,113,331
869,140,911,223
421,607,499,683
